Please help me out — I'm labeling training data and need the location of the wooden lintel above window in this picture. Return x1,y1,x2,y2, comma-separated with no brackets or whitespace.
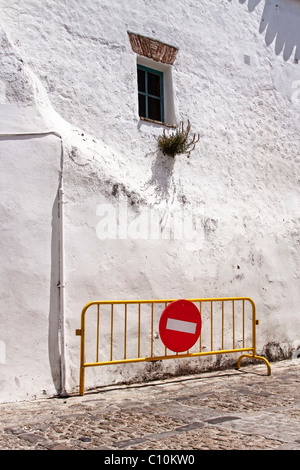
128,31,178,65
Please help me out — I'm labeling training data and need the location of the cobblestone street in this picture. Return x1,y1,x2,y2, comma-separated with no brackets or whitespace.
0,359,299,452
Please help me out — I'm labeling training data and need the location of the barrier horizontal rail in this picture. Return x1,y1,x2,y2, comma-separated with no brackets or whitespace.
76,297,271,395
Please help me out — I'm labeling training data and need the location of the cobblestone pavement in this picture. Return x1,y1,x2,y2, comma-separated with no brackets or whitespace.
0,359,299,452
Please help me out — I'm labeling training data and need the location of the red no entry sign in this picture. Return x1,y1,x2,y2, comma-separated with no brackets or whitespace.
159,299,202,353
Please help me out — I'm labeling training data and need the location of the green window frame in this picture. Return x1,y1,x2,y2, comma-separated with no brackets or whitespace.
137,64,164,123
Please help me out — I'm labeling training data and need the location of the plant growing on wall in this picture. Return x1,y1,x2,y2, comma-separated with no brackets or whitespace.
156,120,200,157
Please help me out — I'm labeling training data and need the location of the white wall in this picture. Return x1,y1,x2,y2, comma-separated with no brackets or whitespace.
0,0,299,401
0,133,62,402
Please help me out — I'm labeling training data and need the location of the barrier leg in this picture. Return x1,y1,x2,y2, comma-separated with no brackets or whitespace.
237,353,271,375
79,366,85,396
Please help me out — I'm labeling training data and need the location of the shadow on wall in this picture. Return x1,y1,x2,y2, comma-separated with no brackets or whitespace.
238,0,300,62
48,141,64,397
48,191,61,395
143,150,176,204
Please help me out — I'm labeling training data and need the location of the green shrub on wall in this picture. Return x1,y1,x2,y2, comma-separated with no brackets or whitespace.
156,120,200,157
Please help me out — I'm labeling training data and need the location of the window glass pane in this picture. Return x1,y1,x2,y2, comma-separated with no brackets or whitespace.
148,96,161,121
138,93,146,118
137,68,146,93
148,72,161,97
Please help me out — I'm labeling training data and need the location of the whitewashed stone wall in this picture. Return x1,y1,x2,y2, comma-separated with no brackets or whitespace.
0,0,299,401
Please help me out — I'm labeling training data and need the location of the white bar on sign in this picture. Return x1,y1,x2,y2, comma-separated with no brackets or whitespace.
166,318,197,335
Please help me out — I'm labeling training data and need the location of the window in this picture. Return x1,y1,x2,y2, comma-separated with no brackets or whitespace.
137,64,164,123
128,32,178,126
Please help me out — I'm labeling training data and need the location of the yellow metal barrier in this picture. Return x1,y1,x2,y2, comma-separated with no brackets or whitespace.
75,297,271,395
